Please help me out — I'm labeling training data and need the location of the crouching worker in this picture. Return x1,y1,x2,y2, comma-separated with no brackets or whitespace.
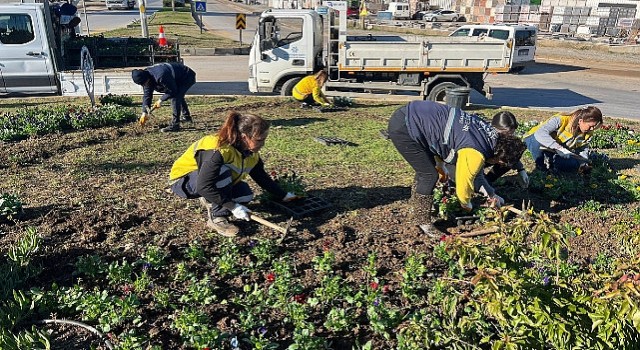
523,106,602,173
168,111,298,237
387,100,526,236
292,70,331,107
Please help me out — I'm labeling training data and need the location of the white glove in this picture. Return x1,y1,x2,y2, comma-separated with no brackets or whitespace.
282,192,301,202
231,203,251,221
460,201,473,212
556,147,574,159
489,194,505,208
517,170,529,188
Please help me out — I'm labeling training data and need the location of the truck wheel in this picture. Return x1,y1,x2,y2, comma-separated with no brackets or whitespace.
428,82,459,102
280,77,302,96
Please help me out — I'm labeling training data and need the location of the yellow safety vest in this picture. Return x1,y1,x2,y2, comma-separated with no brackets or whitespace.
169,135,260,182
524,114,593,150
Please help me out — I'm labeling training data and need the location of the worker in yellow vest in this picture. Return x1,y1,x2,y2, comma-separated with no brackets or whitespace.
523,106,602,173
168,111,299,237
292,70,331,107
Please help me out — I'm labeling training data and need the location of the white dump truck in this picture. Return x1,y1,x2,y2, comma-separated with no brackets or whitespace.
0,0,179,96
248,1,519,101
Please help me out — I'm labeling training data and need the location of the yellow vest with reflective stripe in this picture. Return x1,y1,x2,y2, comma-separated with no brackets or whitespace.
524,114,593,150
169,135,260,182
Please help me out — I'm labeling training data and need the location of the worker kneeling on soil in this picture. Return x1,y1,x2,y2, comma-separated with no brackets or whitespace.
387,101,526,236
167,111,298,237
523,106,602,174
292,70,331,107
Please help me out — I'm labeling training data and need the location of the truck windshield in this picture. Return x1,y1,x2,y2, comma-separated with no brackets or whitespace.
0,14,35,44
488,29,509,40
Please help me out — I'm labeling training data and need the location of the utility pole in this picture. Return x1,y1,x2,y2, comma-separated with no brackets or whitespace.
138,0,148,38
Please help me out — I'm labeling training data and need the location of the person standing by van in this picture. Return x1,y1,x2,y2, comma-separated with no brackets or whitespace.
132,62,197,133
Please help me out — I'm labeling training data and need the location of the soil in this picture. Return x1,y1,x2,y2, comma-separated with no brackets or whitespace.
2,47,640,346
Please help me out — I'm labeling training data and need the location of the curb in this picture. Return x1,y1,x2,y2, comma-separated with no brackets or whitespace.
180,46,251,56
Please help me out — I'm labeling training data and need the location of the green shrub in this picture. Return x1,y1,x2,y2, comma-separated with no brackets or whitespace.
99,93,134,106
0,105,136,141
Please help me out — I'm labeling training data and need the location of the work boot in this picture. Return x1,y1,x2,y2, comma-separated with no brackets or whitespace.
161,124,180,133
411,193,443,238
207,216,239,237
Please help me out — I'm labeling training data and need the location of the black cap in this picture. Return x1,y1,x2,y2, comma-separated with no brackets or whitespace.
131,69,151,85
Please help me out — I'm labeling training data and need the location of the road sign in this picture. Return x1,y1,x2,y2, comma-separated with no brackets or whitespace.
195,1,206,12
236,13,246,30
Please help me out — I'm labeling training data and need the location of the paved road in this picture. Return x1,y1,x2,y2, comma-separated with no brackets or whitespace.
80,0,163,34
199,0,263,43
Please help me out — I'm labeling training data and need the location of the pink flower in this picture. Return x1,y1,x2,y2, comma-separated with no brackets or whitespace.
369,281,379,290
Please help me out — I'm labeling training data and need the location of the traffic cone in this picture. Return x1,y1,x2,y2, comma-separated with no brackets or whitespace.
158,25,167,47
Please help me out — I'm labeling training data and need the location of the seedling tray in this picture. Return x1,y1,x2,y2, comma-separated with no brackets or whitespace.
314,136,356,146
270,195,332,219
313,106,348,113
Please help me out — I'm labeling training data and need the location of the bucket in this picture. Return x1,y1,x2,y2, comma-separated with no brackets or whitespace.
445,87,471,109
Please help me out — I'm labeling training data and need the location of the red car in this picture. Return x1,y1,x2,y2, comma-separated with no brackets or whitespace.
347,7,359,19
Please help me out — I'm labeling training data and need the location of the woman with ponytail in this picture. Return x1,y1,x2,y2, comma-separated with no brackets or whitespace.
523,106,603,173
168,111,298,237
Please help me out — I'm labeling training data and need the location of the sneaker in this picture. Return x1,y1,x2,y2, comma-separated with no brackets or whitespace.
161,124,180,133
207,216,239,237
180,116,193,123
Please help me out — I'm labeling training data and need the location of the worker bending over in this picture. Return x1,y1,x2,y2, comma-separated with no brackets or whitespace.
292,70,331,107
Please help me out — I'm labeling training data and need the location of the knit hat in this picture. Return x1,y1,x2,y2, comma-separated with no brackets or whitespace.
131,69,151,85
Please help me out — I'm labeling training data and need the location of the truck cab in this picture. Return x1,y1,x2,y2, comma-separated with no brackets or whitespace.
248,9,323,95
0,3,58,94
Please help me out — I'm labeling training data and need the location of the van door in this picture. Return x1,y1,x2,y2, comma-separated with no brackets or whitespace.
512,29,536,65
0,8,57,94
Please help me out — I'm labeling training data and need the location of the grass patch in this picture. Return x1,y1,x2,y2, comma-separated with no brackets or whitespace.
101,7,239,48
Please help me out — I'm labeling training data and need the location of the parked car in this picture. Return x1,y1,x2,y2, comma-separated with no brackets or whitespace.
423,9,461,22
347,7,359,19
412,10,432,20
106,0,135,10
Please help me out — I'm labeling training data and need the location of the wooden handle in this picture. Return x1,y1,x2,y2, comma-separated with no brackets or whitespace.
249,214,287,234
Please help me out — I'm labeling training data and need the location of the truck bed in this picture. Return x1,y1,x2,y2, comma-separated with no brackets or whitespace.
338,36,512,72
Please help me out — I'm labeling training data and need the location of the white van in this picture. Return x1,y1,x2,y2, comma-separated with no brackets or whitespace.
450,24,537,72
387,2,410,20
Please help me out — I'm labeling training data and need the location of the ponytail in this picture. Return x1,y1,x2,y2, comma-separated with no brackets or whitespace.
217,111,270,147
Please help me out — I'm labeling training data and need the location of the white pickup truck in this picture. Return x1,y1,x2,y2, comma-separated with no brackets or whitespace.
249,1,518,101
0,0,179,96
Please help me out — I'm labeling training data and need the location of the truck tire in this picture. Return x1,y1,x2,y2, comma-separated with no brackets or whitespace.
427,82,459,102
280,77,302,96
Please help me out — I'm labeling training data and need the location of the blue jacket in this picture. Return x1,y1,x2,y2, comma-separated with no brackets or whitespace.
405,101,498,163
142,62,195,108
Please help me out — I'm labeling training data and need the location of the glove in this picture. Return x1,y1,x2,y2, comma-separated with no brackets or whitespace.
139,112,149,126
282,192,301,202
556,147,574,159
152,99,163,110
489,194,504,208
231,203,251,221
517,170,529,188
435,159,449,183
460,201,473,212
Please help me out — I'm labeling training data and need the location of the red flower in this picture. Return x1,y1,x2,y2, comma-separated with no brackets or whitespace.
439,235,448,242
369,281,379,290
442,197,448,203
293,294,307,304
382,285,390,294
265,272,275,283
203,348,210,350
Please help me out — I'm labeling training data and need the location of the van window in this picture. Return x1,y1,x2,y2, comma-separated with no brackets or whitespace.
472,28,488,36
0,14,35,44
488,29,509,40
515,30,536,46
451,28,470,36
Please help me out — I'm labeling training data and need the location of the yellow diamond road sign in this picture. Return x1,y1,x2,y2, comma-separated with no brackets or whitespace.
236,13,246,30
